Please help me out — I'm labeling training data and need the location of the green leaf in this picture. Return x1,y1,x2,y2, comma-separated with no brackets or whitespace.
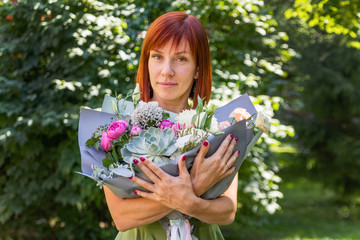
102,158,112,168
200,112,208,129
111,147,119,161
196,95,203,114
85,137,99,147
112,100,119,115
191,113,198,126
162,112,170,119
106,151,113,161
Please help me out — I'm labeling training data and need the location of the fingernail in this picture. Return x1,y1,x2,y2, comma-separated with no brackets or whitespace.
128,176,133,179
234,137,238,142
203,140,209,147
234,167,237,171
140,157,145,162
133,159,139,164
229,133,233,138
237,150,240,155
133,190,137,194
182,155,186,161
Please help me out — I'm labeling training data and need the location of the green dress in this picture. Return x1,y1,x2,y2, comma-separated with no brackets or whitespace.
115,219,225,240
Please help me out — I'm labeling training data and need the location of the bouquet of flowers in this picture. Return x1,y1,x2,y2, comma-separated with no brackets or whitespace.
77,84,270,239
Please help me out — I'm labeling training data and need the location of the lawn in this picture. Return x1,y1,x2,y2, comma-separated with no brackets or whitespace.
222,145,360,240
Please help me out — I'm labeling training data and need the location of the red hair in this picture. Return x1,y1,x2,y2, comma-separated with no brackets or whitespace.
136,11,212,107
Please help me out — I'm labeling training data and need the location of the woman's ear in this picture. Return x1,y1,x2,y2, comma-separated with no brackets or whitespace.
194,67,199,79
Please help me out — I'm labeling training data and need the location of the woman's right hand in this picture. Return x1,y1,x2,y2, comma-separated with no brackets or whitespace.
190,134,239,196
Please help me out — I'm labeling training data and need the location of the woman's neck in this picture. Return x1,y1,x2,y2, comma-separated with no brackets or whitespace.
150,98,190,114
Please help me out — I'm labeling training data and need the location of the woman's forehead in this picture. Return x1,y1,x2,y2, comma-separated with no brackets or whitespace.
151,39,192,54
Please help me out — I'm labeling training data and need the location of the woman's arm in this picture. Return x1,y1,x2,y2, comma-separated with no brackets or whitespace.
187,173,238,225
104,186,173,232
105,134,239,229
131,156,238,225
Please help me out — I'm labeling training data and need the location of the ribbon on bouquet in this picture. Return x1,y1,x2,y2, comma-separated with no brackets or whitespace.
159,211,198,240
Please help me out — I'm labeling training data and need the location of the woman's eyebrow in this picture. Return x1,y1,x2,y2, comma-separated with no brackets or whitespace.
151,49,190,55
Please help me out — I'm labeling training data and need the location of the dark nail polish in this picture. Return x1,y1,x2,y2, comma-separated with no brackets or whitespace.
140,157,145,162
133,190,137,194
133,159,139,164
237,150,240,155
128,176,133,179
229,133,233,138
234,137,238,142
182,155,186,161
203,140,209,147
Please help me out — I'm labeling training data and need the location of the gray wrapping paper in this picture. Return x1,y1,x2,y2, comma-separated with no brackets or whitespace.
78,94,257,199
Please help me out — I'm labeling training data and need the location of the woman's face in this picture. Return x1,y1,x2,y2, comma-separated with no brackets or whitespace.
148,40,198,111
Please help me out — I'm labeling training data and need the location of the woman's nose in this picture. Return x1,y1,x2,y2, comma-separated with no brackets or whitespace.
161,60,174,77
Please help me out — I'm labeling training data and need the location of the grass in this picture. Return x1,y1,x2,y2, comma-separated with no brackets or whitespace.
222,145,360,240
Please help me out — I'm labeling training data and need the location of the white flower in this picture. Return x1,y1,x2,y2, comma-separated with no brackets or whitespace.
208,115,218,132
175,109,196,127
255,111,271,134
175,135,192,149
131,101,164,129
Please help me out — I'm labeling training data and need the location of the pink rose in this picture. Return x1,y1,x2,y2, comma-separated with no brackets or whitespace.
229,108,251,122
107,120,129,139
100,132,113,151
218,121,231,131
159,119,173,130
130,125,142,135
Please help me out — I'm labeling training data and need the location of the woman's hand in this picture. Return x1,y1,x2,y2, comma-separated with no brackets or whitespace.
190,134,239,196
130,156,198,214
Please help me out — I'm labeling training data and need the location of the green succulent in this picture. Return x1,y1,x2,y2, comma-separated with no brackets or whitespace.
121,127,178,166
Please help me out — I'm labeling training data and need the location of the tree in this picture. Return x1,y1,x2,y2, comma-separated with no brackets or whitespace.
272,0,360,197
0,0,293,238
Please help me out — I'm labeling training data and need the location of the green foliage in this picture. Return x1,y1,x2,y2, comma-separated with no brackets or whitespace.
284,0,360,49
273,0,360,197
0,0,135,238
0,0,293,238
287,41,360,196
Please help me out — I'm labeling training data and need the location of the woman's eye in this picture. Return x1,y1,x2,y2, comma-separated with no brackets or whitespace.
177,57,187,62
152,55,162,60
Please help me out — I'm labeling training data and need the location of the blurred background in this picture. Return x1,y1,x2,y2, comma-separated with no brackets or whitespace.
1,0,359,239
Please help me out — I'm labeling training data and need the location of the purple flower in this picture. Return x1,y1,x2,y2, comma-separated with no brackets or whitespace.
100,132,113,151
107,120,129,139
159,119,173,130
130,125,142,136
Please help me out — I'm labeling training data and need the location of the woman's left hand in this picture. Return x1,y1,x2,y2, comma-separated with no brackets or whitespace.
130,156,197,214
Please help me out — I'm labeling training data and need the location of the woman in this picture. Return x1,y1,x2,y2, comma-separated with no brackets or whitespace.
104,11,240,239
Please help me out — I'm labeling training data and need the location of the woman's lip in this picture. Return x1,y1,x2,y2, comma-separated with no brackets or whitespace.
158,82,177,87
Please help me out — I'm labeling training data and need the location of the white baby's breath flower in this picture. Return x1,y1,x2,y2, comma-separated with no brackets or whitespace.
255,111,271,134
